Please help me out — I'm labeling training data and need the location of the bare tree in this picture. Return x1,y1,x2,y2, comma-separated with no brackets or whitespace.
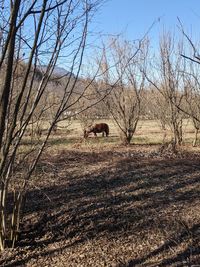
177,19,200,146
0,0,104,250
182,64,200,146
144,33,185,150
98,38,148,145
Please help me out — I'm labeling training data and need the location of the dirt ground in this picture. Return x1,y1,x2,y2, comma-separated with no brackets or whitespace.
1,143,200,267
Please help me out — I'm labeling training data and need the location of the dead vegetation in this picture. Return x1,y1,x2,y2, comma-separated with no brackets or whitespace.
0,144,200,266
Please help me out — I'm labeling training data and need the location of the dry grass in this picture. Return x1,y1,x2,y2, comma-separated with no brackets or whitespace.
1,120,200,266
53,118,198,146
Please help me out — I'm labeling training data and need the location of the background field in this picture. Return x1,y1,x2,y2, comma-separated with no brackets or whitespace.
47,119,198,148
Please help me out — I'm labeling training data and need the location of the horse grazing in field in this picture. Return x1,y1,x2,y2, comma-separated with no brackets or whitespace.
84,123,109,138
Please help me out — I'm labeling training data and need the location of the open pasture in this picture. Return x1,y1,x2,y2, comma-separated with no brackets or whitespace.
47,119,198,148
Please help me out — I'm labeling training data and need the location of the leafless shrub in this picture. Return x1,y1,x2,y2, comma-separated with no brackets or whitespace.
0,0,104,250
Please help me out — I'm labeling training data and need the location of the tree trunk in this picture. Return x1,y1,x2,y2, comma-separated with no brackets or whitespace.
193,128,199,147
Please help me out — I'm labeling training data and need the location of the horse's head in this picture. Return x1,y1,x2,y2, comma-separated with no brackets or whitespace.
84,125,93,138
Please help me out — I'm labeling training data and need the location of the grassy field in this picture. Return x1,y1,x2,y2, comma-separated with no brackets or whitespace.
48,118,198,148
1,119,200,266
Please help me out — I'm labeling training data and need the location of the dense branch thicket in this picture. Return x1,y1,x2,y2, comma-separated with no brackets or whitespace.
0,0,103,250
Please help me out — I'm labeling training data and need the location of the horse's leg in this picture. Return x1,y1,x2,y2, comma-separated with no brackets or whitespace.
94,132,97,137
102,131,105,137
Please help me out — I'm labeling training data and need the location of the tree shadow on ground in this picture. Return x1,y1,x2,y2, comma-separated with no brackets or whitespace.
1,149,200,266
122,222,200,266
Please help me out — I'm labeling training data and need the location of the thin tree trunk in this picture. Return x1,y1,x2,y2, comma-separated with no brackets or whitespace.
193,128,199,147
0,0,21,149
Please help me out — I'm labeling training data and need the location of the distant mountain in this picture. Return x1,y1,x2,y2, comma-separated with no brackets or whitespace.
52,66,71,77
39,65,74,78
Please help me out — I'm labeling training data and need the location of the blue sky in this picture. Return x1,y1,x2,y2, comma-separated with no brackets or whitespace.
91,0,200,47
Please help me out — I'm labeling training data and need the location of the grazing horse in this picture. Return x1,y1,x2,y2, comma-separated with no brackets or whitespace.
84,123,109,138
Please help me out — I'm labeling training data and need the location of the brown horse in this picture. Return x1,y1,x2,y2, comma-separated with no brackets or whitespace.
84,123,109,138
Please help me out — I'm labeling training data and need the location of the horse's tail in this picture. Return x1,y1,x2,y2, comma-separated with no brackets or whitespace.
106,124,109,136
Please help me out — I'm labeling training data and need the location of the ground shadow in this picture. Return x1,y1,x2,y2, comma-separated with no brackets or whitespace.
123,223,200,266
1,148,200,266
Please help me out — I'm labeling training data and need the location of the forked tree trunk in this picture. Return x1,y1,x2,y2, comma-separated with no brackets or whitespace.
123,135,132,145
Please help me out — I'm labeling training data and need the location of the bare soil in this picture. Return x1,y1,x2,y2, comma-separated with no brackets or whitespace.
1,144,200,266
